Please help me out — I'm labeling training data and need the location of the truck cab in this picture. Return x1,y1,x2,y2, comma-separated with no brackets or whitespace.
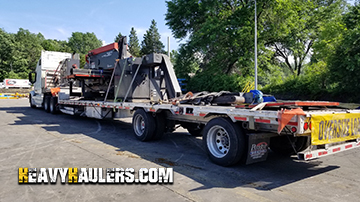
29,50,72,108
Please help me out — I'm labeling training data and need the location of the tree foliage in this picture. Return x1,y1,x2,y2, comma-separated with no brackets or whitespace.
68,32,102,54
265,0,347,76
327,3,360,98
128,27,141,57
0,29,103,80
41,39,71,52
166,0,351,98
141,19,165,55
114,32,123,42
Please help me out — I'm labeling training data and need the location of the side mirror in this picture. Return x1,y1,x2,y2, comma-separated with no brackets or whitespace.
29,71,37,84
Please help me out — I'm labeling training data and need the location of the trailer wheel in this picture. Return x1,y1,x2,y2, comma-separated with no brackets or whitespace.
49,97,58,114
132,109,155,141
270,136,309,155
203,117,245,166
44,96,50,113
29,95,36,108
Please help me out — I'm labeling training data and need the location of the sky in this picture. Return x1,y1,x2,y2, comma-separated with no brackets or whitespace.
0,0,182,50
0,0,357,52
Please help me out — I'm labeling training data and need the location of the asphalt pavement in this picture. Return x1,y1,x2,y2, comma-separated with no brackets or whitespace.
1,99,359,202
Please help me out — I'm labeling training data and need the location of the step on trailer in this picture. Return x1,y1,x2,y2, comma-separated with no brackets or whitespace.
29,37,360,166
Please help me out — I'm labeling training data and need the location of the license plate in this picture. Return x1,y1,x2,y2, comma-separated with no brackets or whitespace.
311,113,360,145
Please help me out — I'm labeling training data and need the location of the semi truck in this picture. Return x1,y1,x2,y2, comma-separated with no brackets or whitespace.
29,37,360,166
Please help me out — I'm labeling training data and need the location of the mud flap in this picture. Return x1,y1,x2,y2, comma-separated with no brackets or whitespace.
245,133,276,164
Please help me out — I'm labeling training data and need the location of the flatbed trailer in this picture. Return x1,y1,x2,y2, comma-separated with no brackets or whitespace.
56,97,360,166
29,46,360,166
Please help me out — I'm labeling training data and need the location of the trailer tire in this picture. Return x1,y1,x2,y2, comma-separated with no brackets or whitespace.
203,117,245,166
50,97,58,114
44,96,50,113
132,109,155,141
270,136,309,155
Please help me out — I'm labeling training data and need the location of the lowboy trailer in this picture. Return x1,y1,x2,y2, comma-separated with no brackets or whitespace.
29,37,360,166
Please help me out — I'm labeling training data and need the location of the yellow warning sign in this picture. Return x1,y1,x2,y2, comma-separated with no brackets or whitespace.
311,113,360,145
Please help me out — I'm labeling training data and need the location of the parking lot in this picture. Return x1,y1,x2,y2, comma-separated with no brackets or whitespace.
1,98,360,202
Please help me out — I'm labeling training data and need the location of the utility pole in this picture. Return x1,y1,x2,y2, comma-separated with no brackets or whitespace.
167,36,170,57
254,0,258,90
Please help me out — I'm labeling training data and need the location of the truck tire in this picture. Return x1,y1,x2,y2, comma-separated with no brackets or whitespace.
29,95,36,108
203,117,245,166
270,136,309,155
132,109,155,141
44,96,50,113
50,97,58,114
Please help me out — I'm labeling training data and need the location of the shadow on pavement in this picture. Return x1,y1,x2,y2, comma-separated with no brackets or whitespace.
0,105,339,191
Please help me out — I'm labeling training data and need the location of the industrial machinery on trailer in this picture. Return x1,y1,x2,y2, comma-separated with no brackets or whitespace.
29,37,360,166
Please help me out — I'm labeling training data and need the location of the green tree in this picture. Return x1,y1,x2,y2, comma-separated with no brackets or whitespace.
68,32,102,67
165,0,346,93
327,3,360,97
0,29,16,80
14,28,44,72
68,32,102,54
128,27,141,57
0,28,44,80
141,19,165,55
264,0,346,76
114,32,123,42
41,39,71,52
166,0,267,77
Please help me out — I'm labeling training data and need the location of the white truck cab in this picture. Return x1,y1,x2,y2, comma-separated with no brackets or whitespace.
29,50,72,107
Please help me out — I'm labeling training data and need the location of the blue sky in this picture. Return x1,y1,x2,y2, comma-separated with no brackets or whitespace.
0,0,182,50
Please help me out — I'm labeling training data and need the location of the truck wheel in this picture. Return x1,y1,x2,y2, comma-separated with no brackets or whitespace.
50,97,58,114
270,136,309,155
29,95,36,108
152,114,166,140
132,109,155,141
44,96,50,113
203,117,245,166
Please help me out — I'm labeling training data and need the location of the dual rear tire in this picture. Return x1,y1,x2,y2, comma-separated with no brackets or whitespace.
44,96,58,114
203,118,245,166
132,110,246,166
132,109,165,141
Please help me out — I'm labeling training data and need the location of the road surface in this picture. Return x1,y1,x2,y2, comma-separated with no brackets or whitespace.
1,99,359,201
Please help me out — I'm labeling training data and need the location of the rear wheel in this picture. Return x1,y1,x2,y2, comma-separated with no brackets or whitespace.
203,118,245,166
49,97,58,114
44,96,50,113
132,109,155,141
